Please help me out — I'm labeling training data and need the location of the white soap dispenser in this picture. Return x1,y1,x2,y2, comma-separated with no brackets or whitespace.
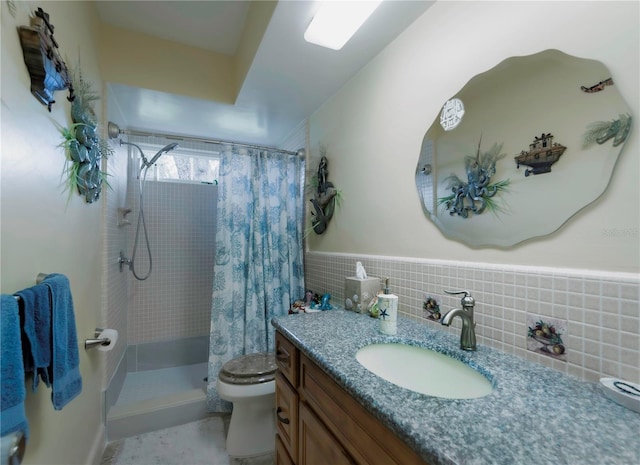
378,278,398,335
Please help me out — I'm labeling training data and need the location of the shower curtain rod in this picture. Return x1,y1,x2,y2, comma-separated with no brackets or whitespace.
119,128,303,157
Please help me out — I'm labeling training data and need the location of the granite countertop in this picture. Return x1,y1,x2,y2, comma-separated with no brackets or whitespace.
271,310,640,465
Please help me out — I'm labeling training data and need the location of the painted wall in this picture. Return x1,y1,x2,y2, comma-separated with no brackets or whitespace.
1,1,107,464
97,1,275,105
97,23,236,104
308,1,639,274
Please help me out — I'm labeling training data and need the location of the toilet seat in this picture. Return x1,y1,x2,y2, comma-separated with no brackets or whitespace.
218,352,276,385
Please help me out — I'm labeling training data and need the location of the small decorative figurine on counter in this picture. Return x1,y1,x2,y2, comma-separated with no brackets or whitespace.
317,293,333,310
305,289,314,307
368,291,384,318
289,290,333,313
423,295,441,321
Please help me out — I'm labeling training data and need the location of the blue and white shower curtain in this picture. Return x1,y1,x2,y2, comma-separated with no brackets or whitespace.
207,145,305,412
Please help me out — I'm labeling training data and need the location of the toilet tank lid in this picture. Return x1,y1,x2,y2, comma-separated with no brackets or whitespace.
219,352,277,384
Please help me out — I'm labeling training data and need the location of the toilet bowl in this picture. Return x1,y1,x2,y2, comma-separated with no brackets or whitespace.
216,352,277,458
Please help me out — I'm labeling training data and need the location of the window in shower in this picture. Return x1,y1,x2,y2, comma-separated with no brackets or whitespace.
151,152,220,184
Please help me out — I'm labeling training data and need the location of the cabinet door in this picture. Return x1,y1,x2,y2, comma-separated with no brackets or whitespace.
299,353,427,465
276,372,298,462
299,402,354,465
276,433,295,465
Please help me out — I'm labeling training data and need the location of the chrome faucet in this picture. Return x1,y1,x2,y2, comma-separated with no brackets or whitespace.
441,290,476,351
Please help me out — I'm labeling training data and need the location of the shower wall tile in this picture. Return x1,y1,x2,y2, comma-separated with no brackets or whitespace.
304,252,640,384
102,142,129,387
126,177,216,344
127,336,209,372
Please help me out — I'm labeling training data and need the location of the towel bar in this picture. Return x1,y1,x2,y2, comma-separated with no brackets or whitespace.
12,273,50,301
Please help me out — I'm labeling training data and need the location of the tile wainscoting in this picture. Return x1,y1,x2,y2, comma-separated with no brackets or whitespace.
304,252,639,384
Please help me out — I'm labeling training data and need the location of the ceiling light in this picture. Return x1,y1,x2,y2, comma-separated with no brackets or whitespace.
304,0,383,51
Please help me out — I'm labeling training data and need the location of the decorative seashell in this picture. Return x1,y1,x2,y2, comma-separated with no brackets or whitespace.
87,166,101,189
85,185,101,203
71,101,97,126
84,124,97,142
78,144,88,162
345,298,353,309
75,125,87,145
68,139,81,162
87,145,99,165
76,163,91,190
71,101,84,124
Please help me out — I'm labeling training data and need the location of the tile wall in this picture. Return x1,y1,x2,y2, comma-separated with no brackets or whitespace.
102,142,129,387
126,177,217,344
304,251,640,384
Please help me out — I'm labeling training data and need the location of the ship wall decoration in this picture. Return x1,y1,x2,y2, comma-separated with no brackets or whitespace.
514,133,566,177
17,7,74,111
16,7,114,204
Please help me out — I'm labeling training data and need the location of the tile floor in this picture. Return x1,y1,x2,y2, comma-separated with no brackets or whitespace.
101,416,274,465
103,364,273,465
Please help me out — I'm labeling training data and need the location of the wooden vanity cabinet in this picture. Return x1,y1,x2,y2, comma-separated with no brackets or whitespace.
274,330,428,465
275,333,299,463
298,402,354,465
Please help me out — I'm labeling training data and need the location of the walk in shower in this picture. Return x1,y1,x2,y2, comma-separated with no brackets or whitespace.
103,133,219,441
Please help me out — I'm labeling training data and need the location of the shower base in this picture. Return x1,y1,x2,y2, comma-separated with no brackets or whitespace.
107,363,210,441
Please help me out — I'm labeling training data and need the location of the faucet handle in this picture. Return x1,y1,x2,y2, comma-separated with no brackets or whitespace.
444,290,475,307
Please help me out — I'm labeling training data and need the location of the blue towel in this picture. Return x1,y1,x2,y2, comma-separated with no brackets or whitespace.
1,295,29,439
42,274,82,410
15,284,52,390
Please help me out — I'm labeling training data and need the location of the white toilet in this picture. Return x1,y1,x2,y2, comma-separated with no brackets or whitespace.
216,352,277,458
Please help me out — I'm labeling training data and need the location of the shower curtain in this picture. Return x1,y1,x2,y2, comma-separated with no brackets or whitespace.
206,145,305,412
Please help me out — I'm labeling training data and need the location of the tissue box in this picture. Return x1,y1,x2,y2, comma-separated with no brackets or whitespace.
344,277,380,313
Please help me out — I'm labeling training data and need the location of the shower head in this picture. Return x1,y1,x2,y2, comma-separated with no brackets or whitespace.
145,143,179,167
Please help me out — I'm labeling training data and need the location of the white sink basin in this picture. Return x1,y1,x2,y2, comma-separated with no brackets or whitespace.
356,343,493,399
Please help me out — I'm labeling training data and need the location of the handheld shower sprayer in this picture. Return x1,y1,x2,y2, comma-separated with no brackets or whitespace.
117,141,179,172
145,143,179,167
107,121,180,281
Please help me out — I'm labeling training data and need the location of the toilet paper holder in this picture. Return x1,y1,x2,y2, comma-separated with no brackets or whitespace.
84,328,112,350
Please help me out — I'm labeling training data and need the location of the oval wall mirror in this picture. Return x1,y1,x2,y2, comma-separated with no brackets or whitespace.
415,49,633,247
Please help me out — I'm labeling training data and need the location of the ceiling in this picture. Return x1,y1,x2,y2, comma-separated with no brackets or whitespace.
95,1,434,147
